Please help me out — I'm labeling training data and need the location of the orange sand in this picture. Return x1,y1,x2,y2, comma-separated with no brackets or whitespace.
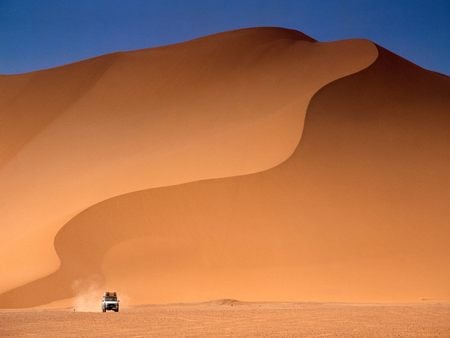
0,27,448,309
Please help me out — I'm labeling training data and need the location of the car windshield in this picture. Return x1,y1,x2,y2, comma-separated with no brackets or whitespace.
105,297,116,301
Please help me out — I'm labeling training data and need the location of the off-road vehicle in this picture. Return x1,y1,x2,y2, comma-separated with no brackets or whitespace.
101,291,120,312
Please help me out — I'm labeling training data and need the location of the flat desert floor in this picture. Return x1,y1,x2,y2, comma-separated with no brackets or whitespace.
1,301,449,337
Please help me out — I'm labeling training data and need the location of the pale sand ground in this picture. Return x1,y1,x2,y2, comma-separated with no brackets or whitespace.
1,302,449,337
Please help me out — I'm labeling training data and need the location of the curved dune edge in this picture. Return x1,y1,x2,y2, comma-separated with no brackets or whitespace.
0,37,379,308
0,28,377,297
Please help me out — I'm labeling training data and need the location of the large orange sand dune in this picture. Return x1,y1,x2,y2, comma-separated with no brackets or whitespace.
0,27,448,308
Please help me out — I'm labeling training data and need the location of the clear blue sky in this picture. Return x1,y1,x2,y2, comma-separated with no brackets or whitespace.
1,0,449,75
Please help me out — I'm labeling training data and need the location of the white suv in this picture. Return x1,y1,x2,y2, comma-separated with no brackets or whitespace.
101,291,120,312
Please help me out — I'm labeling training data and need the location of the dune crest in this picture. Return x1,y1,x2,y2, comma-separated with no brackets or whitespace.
0,28,379,307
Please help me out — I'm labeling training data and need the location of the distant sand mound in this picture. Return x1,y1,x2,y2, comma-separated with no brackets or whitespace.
2,27,448,309
201,299,243,306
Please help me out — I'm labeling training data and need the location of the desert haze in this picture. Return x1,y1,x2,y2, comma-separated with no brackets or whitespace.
0,27,449,335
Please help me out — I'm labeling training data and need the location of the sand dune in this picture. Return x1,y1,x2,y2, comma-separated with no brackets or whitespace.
1,27,448,308
1,27,361,294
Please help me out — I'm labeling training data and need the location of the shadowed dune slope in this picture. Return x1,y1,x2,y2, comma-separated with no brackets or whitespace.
3,40,449,307
72,47,450,304
0,27,377,303
95,47,450,304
